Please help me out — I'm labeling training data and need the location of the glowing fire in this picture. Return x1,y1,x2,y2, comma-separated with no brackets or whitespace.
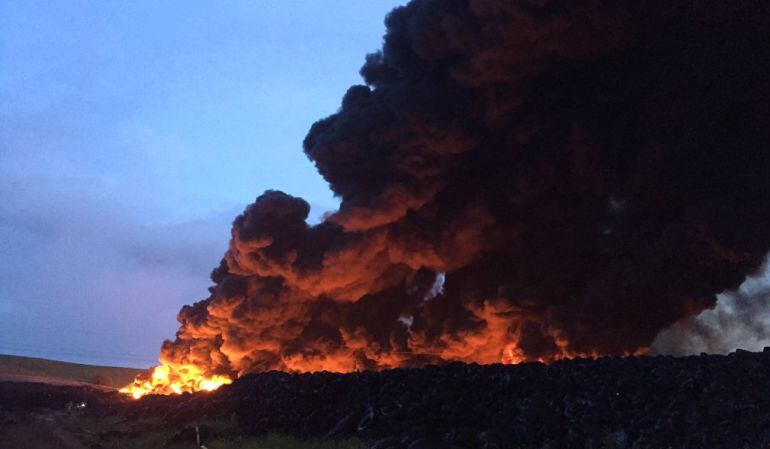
122,345,561,399
120,364,232,399
121,327,628,399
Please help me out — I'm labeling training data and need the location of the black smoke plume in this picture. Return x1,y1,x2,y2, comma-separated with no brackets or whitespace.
157,0,770,376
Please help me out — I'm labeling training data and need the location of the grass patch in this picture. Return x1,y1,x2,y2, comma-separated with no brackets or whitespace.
0,353,144,388
207,434,368,449
62,413,182,449
53,411,366,449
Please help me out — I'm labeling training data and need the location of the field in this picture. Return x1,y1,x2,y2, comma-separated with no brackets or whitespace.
0,409,367,449
0,354,145,389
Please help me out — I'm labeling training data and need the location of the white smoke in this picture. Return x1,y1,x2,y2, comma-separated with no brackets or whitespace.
652,256,770,355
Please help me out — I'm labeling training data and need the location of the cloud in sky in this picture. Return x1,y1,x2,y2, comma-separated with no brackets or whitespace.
0,170,231,366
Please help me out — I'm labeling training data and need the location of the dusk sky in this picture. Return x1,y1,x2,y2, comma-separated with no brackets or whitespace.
0,0,405,367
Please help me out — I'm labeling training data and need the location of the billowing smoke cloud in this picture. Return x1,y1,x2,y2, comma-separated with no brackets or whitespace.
652,257,770,355
158,0,770,376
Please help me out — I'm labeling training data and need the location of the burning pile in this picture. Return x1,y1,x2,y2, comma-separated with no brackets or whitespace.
123,0,770,398
120,364,231,399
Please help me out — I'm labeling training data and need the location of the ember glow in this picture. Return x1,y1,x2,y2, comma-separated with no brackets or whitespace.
123,0,770,397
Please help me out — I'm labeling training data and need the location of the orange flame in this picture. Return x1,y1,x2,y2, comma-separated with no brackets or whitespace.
120,364,231,399
121,297,630,399
122,344,558,399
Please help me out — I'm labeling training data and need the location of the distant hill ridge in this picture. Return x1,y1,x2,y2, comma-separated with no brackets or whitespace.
0,354,145,389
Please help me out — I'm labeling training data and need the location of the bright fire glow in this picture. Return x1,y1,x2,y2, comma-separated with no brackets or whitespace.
121,334,621,399
120,364,232,399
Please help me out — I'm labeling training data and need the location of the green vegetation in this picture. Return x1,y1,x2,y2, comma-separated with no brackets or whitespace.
0,354,144,388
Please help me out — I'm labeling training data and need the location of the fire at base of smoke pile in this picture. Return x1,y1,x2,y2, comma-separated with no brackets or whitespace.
121,347,532,399
123,0,770,398
120,364,231,399
120,340,645,400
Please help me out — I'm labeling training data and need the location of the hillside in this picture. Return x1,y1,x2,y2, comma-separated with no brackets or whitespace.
0,354,145,389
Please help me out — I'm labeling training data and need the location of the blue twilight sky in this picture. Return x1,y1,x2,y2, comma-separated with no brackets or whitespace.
0,0,405,367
